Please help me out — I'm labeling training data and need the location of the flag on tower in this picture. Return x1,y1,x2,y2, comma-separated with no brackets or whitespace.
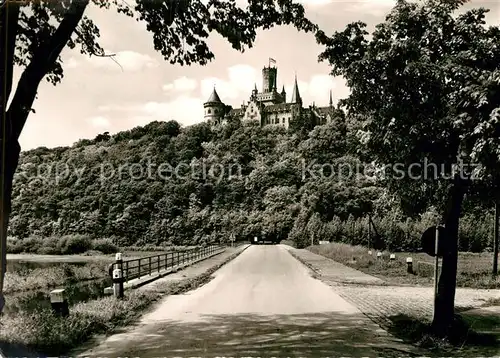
269,57,276,64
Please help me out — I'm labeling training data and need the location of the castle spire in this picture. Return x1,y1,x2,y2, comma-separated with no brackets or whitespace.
329,89,333,107
206,86,221,103
290,74,302,105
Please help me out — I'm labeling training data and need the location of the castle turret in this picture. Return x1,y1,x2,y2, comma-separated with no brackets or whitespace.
262,66,277,93
281,85,286,102
329,89,333,107
204,87,225,124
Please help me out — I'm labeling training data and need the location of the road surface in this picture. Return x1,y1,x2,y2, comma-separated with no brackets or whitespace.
80,245,418,357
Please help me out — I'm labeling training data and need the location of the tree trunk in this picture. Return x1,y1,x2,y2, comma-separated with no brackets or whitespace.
431,173,466,334
0,0,90,315
0,0,21,315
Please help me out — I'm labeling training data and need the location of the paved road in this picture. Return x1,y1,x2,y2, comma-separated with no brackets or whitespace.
80,245,419,357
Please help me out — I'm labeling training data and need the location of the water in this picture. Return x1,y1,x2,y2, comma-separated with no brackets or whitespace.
4,277,112,315
4,259,111,315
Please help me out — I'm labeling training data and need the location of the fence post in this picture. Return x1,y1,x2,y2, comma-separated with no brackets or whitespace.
50,289,69,317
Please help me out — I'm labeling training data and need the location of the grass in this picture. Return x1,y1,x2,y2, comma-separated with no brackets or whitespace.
387,314,499,355
308,242,500,289
7,236,119,255
4,262,109,294
0,249,243,356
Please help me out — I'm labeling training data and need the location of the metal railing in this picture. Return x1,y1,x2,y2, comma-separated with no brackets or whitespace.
119,245,223,283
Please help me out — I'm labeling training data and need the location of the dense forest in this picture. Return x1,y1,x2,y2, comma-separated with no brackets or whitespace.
7,112,495,252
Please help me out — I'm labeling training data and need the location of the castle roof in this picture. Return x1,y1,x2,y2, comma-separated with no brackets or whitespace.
227,108,244,117
206,88,222,103
262,103,295,113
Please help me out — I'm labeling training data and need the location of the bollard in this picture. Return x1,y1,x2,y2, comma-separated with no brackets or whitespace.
376,252,382,259
406,257,413,274
390,254,396,261
50,289,69,317
113,268,124,298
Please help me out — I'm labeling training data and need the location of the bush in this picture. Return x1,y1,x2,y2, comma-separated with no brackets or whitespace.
92,239,118,254
59,235,93,255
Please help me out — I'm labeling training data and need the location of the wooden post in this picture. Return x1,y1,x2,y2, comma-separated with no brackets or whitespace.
50,289,69,317
493,201,499,277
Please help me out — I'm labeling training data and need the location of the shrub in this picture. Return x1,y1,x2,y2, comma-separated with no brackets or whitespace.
60,235,93,255
92,238,118,254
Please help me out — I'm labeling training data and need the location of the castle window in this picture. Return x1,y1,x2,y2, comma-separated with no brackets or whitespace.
208,109,212,114
214,108,218,114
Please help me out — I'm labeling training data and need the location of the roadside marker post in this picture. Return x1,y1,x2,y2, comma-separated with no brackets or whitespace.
113,253,124,299
406,257,413,274
50,288,69,317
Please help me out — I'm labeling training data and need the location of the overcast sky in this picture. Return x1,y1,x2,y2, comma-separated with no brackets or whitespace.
13,0,499,150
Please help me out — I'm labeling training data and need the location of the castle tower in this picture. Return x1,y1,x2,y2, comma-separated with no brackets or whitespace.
329,89,333,107
204,87,225,124
281,85,286,102
290,74,302,105
262,66,277,93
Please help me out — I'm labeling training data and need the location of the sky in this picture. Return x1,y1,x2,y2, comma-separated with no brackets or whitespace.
12,0,500,150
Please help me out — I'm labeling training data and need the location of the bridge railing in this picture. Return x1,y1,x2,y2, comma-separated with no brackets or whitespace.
119,245,223,283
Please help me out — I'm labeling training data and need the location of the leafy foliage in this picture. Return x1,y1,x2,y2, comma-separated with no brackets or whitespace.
8,115,495,251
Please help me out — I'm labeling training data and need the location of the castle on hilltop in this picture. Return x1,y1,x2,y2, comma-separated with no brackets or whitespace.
203,60,341,129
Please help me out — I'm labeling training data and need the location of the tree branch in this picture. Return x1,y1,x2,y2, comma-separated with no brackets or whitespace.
7,0,90,140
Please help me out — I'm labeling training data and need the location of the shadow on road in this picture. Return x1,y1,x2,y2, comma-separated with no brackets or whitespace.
102,312,422,357
0,341,42,358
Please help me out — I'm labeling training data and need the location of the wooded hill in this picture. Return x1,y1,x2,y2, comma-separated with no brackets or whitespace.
8,116,494,251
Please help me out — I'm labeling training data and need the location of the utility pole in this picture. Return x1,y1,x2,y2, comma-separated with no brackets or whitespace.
493,200,499,277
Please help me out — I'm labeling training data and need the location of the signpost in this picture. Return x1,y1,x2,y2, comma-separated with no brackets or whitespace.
433,227,440,310
421,225,445,320
493,201,499,277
